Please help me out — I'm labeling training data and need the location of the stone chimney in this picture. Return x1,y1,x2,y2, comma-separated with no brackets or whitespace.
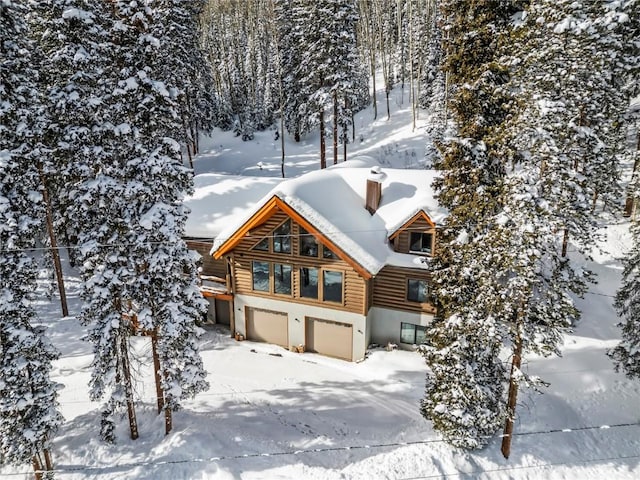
365,167,382,215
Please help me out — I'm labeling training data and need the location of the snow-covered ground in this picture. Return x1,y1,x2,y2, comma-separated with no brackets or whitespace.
3,86,640,480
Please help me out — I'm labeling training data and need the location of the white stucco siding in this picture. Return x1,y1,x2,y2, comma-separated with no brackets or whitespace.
233,294,368,361
368,306,435,349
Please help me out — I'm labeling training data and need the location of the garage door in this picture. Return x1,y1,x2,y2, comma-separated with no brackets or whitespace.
305,317,353,361
246,307,288,347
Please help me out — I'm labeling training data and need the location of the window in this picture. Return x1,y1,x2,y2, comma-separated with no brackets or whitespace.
323,270,343,303
253,238,269,251
322,245,338,259
410,232,433,255
299,227,318,257
274,263,292,295
400,322,427,344
300,267,318,299
407,279,428,303
273,219,291,253
252,261,269,291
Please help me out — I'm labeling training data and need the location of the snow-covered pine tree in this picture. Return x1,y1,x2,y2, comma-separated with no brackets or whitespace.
609,221,640,378
1,1,63,475
421,0,520,450
608,0,640,379
323,0,368,164
494,0,636,457
419,0,446,168
75,0,209,440
152,0,218,165
275,0,308,142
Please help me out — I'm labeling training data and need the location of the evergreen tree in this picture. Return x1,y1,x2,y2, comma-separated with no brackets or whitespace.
609,223,640,378
422,0,519,450
609,0,640,379
74,0,209,440
1,0,63,475
153,0,218,163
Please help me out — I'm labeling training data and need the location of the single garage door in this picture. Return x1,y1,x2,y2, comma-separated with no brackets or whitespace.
305,317,353,361
246,307,288,347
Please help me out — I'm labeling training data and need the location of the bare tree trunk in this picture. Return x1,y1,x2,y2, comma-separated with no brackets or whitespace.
280,113,286,178
120,335,139,440
43,448,53,471
624,129,640,217
32,454,43,480
501,333,523,459
561,229,569,258
151,331,164,414
333,91,338,165
320,108,326,169
39,164,68,318
186,141,194,170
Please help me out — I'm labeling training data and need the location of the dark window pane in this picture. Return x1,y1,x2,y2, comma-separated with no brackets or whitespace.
415,326,427,344
274,263,292,295
252,261,269,291
323,245,337,259
299,228,318,257
409,232,433,254
253,238,269,251
323,270,343,303
300,267,318,299
422,232,433,254
400,322,416,344
407,279,428,302
410,232,422,252
273,219,291,253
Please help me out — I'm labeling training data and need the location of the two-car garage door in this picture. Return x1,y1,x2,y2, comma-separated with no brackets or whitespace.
306,317,352,361
245,308,353,361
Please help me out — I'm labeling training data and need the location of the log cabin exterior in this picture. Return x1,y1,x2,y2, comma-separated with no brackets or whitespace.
208,162,447,361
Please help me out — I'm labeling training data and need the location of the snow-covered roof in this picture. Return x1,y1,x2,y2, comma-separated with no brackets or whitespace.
210,158,446,275
184,174,285,239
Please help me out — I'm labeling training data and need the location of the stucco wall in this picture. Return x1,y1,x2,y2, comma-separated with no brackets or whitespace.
368,307,435,349
233,294,368,361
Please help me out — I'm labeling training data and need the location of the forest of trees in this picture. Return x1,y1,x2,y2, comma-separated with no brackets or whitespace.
1,0,639,477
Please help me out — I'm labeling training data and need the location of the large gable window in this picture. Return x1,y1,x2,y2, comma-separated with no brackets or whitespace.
251,219,291,254
252,261,269,291
299,227,318,257
273,219,291,253
274,263,292,295
410,231,433,255
300,267,318,299
323,270,343,303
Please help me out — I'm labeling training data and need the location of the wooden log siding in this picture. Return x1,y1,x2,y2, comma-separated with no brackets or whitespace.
186,240,227,278
231,211,367,314
393,216,435,254
372,266,437,314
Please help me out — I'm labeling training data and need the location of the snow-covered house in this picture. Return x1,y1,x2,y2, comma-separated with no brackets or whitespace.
207,160,447,361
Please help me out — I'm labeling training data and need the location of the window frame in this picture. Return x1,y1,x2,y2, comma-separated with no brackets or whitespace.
322,269,344,304
400,322,426,345
409,231,434,255
300,266,319,300
251,260,270,292
273,262,293,295
250,219,292,255
406,278,429,303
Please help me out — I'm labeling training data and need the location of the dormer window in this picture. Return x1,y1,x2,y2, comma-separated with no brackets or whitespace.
409,232,433,255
